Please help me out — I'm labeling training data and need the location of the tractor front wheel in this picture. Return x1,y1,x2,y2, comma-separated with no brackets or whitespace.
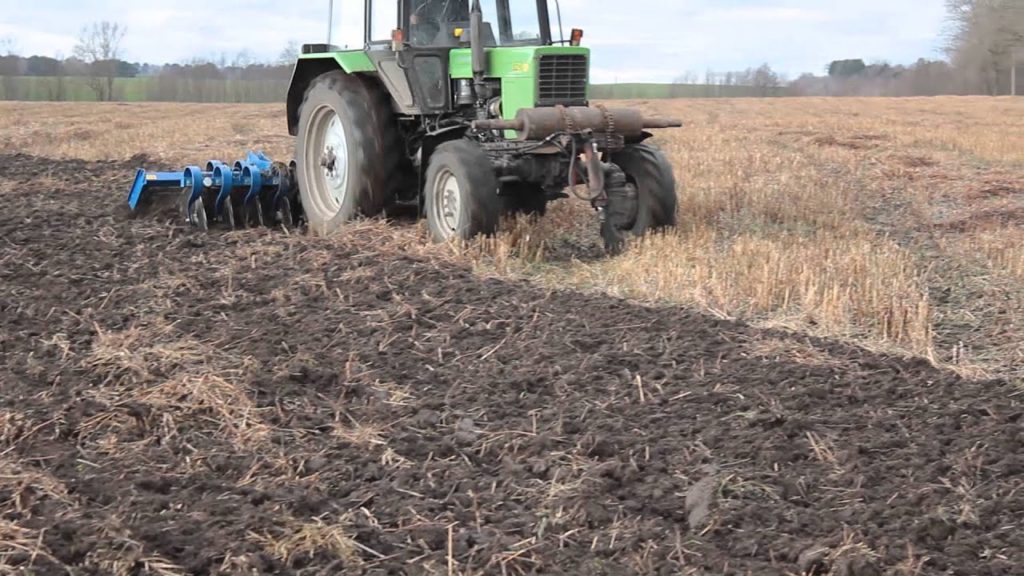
424,140,502,243
602,143,678,254
295,71,392,235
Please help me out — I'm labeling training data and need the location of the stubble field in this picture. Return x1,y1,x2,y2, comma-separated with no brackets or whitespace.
0,97,1022,575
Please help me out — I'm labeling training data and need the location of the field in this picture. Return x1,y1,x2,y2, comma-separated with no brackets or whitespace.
0,97,1022,575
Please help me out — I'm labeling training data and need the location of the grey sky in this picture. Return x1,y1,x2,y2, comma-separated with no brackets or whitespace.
0,1,949,82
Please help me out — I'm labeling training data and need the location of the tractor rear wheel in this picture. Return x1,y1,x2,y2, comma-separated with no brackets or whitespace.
602,143,678,254
424,140,502,243
295,71,394,235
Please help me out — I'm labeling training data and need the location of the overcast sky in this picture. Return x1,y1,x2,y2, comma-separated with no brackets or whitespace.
0,1,949,82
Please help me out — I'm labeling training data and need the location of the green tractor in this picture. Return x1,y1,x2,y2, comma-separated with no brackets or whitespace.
287,0,682,252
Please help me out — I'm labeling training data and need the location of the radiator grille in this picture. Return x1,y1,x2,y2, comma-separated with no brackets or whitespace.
537,55,588,107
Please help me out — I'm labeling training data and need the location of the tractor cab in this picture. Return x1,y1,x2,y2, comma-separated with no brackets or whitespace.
407,0,474,47
403,0,549,47
343,0,567,116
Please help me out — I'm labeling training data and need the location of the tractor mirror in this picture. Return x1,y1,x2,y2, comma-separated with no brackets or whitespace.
570,28,584,46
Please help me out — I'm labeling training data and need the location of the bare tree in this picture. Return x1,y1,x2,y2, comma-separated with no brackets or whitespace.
73,21,126,101
53,51,67,102
1015,46,1023,95
751,63,781,96
232,49,256,68
0,36,16,56
945,0,1024,94
673,71,698,85
277,41,301,66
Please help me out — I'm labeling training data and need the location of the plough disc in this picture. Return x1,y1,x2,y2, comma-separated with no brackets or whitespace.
127,151,303,230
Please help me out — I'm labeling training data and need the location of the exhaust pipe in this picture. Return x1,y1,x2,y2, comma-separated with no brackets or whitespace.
473,106,683,141
469,0,488,116
470,0,485,79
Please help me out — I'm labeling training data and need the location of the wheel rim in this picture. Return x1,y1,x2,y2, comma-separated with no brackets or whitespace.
303,104,350,220
432,168,462,239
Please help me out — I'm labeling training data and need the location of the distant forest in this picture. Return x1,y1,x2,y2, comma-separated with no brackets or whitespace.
0,1,1020,102
0,56,294,103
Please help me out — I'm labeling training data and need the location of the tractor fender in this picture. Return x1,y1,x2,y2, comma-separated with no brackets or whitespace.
287,58,342,136
286,54,376,136
417,125,470,204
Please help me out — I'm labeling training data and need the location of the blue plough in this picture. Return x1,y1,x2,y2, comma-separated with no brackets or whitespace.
127,151,301,230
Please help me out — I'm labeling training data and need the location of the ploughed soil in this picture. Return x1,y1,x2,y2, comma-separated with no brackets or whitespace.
1,153,1022,576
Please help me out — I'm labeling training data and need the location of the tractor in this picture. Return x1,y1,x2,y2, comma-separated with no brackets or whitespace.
128,0,683,252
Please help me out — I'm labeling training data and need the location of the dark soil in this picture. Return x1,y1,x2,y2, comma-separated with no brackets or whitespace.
1,153,1022,575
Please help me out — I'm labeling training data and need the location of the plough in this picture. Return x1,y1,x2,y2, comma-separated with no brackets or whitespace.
127,151,302,230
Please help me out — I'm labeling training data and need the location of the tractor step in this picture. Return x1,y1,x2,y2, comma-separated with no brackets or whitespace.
127,151,302,230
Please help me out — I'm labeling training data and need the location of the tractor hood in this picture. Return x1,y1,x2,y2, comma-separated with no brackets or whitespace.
449,45,590,79
450,45,591,120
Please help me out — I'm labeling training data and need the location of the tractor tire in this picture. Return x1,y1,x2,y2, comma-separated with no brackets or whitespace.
602,143,678,254
295,71,399,235
424,140,502,243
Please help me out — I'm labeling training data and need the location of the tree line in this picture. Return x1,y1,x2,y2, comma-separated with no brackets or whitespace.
789,59,963,97
0,22,296,102
673,64,784,97
670,59,963,98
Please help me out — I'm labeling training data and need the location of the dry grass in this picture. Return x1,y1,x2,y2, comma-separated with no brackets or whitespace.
0,519,60,569
554,228,932,350
254,517,363,568
0,102,291,162
82,319,272,451
747,338,843,368
0,461,72,511
943,227,1024,281
2,96,1022,378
